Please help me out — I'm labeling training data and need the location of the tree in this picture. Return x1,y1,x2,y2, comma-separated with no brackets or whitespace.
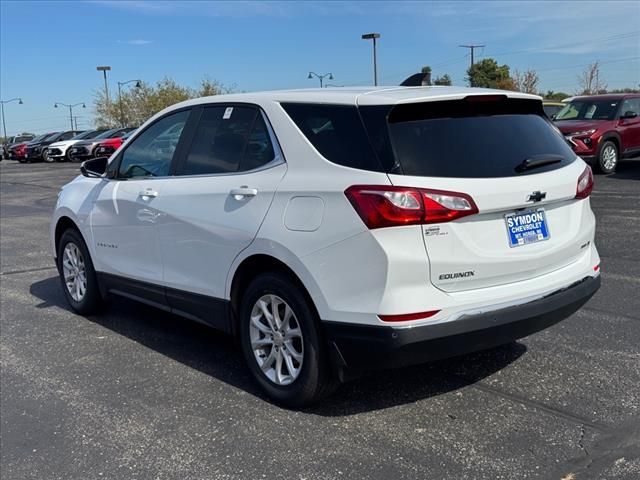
543,90,571,101
577,61,607,95
94,76,231,128
421,66,432,75
512,69,540,94
467,58,515,90
433,74,452,86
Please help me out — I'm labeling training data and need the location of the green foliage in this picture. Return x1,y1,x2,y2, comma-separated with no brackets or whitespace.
433,74,452,86
543,90,571,102
467,58,515,90
421,65,432,74
94,76,233,128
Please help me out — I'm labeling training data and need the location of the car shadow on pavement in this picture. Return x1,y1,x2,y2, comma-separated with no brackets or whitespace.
608,159,640,180
30,276,526,414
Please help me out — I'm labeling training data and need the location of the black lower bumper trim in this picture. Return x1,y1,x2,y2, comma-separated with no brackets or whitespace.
324,275,600,372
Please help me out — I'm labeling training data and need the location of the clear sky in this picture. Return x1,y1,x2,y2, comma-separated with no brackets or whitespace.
1,0,639,136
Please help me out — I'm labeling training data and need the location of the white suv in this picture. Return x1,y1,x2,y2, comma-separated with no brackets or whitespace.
51,87,601,406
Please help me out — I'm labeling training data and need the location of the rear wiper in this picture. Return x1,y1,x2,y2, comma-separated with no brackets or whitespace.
515,154,564,173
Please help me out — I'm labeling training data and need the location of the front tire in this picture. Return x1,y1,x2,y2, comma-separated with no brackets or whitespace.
57,228,103,315
239,272,337,407
596,140,618,174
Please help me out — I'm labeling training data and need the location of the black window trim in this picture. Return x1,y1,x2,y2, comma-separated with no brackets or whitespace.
171,102,285,179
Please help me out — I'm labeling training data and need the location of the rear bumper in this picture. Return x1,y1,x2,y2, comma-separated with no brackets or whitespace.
324,275,600,373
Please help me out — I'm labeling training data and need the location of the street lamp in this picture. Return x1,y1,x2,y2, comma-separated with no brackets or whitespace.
96,66,112,104
307,72,333,88
361,32,381,86
117,79,142,127
0,97,23,140
54,102,86,130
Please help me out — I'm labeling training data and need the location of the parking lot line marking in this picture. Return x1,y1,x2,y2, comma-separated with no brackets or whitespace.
0,266,57,276
460,377,610,433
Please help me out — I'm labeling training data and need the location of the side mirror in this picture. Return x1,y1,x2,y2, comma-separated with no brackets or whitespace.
80,157,108,178
621,111,638,119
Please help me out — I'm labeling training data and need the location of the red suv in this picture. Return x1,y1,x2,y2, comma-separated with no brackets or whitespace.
554,94,640,173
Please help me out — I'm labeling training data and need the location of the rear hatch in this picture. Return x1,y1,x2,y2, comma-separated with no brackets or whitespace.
360,95,591,292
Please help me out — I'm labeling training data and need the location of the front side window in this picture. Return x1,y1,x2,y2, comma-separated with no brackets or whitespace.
555,100,620,121
180,106,275,175
118,110,189,178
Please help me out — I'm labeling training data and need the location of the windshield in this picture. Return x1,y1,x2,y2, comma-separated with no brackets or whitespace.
555,99,620,121
94,129,121,139
31,133,52,142
72,130,103,140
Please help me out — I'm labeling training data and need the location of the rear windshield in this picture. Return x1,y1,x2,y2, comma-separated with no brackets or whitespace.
381,98,576,178
283,98,576,178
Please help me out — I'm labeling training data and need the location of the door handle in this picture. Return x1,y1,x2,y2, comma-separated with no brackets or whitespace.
230,187,258,200
139,188,158,199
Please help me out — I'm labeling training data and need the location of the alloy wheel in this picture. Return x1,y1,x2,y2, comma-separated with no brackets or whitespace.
249,294,304,386
62,242,87,302
602,145,617,171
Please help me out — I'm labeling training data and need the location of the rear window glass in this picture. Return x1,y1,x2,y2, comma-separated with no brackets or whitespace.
372,98,576,178
281,103,383,172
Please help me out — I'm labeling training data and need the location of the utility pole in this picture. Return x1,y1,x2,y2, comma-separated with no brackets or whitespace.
459,44,485,70
54,102,86,131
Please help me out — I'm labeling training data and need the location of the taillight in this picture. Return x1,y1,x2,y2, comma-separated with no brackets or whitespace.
345,185,478,229
575,166,593,199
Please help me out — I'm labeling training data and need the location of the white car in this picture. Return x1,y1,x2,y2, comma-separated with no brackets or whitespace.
46,129,108,162
51,87,601,406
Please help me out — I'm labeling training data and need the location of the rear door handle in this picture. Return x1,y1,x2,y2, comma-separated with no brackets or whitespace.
230,187,258,200
139,188,158,199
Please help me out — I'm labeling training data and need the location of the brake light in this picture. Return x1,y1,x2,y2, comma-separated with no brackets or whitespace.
345,185,478,229
379,310,440,322
575,166,593,199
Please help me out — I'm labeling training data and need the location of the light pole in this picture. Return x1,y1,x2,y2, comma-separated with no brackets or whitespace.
361,32,381,86
307,72,333,88
117,79,142,127
1,97,23,140
54,102,86,130
96,66,112,104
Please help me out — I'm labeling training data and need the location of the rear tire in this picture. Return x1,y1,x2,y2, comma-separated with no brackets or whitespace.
57,228,103,315
596,140,618,174
43,149,53,163
239,272,337,407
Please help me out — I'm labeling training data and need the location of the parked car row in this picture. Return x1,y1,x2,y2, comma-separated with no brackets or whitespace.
2,127,136,163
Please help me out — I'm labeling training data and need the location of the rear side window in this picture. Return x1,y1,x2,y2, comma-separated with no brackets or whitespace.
180,106,275,175
364,98,576,178
281,103,383,172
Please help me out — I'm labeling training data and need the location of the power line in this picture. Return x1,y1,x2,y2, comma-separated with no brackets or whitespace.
459,44,485,70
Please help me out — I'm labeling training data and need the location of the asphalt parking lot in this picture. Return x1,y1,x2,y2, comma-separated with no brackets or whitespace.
1,159,639,480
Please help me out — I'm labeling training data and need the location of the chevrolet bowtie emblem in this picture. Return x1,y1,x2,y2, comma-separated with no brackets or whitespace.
527,191,547,203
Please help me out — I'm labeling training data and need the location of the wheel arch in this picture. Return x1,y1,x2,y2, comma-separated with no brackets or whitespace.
227,251,328,337
600,132,621,152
